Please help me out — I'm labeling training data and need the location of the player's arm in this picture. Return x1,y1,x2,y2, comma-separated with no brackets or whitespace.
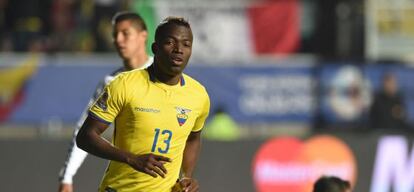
58,80,107,192
178,131,202,192
76,116,126,162
176,92,210,192
58,122,88,192
182,131,201,178
76,115,171,178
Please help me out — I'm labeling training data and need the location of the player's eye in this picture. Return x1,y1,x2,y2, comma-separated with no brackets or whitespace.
183,41,192,47
164,40,174,46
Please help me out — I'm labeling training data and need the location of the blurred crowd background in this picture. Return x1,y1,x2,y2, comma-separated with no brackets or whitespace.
1,0,414,192
0,0,365,57
1,0,414,131
0,0,128,53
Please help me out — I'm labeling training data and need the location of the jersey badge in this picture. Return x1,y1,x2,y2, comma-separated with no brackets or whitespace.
175,107,192,126
96,90,109,111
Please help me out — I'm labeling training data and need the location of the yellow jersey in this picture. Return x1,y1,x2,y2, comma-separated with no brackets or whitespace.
89,69,210,192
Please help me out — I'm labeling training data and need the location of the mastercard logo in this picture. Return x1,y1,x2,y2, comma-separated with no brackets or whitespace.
252,135,357,192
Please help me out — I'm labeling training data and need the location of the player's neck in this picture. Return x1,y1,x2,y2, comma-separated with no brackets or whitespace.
149,65,181,86
124,52,149,71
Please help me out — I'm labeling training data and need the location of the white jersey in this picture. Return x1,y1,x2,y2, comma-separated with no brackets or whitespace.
59,57,153,184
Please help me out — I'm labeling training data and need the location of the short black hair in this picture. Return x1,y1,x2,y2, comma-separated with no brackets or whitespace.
313,176,351,192
112,11,147,31
154,16,191,42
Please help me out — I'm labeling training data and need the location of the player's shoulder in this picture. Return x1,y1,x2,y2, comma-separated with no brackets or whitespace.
106,69,148,88
109,67,125,77
103,67,125,85
183,73,208,95
114,68,147,81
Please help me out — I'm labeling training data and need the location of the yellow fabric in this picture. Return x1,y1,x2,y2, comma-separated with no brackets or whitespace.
89,69,210,192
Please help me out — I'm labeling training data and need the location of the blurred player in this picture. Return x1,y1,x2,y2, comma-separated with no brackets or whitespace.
76,16,210,192
58,11,153,192
369,72,408,129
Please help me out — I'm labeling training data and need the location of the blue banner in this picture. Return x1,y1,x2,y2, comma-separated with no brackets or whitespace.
6,57,413,128
9,65,116,123
187,64,315,124
318,64,414,127
4,61,315,125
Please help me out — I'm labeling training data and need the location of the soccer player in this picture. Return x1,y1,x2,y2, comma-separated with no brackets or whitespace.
76,16,210,192
58,12,153,192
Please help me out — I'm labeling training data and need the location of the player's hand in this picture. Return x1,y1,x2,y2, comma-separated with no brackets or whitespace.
58,183,73,192
173,177,199,192
126,153,171,178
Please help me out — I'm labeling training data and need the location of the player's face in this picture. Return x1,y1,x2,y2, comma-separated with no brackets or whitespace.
113,20,147,60
155,24,192,76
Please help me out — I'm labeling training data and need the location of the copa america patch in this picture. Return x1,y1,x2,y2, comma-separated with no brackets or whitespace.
96,90,109,111
104,186,117,192
175,107,192,126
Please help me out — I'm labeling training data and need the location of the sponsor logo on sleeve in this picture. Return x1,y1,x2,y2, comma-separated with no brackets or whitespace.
104,186,117,192
96,91,109,111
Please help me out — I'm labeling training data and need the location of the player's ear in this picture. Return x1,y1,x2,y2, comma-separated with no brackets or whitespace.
151,42,158,54
140,30,148,39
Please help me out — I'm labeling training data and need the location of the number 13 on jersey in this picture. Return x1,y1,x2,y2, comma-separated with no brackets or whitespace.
151,128,172,154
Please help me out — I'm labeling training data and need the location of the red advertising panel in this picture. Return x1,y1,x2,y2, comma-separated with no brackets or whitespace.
253,135,357,192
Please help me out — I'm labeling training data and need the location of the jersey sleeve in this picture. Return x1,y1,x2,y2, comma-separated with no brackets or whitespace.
192,92,210,132
89,76,127,124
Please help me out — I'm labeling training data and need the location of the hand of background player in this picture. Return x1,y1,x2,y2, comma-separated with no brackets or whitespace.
126,153,171,178
58,183,73,192
172,177,199,192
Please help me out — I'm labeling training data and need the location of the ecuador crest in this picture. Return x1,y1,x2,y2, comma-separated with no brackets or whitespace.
175,107,191,126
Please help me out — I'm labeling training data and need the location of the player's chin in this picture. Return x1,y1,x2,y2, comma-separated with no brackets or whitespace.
117,51,130,59
169,64,185,74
